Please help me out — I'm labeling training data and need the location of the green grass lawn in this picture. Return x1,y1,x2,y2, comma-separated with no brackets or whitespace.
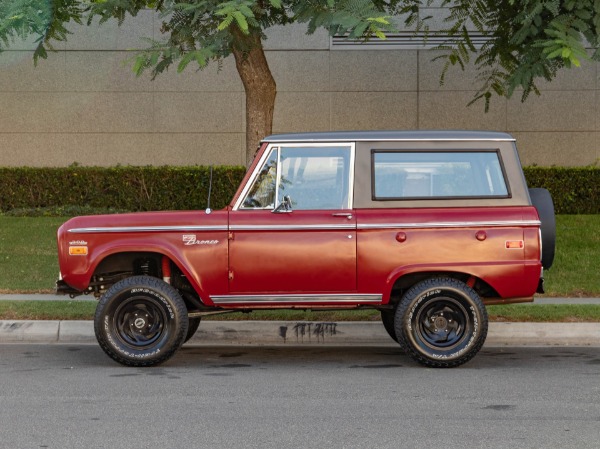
545,214,600,296
0,215,598,296
0,217,64,293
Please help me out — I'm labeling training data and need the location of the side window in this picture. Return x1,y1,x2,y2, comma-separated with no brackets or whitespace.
373,151,509,200
279,146,352,210
241,145,353,210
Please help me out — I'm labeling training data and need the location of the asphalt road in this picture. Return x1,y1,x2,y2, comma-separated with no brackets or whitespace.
1,344,600,449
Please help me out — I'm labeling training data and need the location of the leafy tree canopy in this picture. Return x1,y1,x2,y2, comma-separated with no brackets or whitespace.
439,0,600,108
0,0,83,62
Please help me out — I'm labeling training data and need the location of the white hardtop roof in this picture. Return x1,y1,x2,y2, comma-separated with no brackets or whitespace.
262,130,515,143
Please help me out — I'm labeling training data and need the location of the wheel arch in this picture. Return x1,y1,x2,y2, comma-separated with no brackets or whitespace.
385,269,499,307
89,249,209,304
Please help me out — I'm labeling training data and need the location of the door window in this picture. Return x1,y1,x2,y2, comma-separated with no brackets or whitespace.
241,145,353,210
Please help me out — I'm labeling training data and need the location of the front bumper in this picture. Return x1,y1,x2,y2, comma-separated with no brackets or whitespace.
56,279,84,297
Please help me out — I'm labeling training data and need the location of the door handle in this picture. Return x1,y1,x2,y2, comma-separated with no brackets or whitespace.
332,213,353,219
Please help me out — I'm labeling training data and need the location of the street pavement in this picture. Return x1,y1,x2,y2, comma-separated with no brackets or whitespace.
3,344,599,449
1,294,600,346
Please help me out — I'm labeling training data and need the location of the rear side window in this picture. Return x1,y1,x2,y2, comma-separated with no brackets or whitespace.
372,150,509,200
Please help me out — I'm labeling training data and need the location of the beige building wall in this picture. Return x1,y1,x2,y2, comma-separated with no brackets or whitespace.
0,14,598,167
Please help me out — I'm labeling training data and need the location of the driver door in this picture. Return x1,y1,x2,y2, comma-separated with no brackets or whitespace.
228,144,356,294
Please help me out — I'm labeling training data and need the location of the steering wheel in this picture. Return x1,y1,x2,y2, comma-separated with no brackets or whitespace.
243,198,262,208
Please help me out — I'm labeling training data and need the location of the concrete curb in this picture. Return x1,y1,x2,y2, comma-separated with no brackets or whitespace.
1,320,600,346
0,321,59,343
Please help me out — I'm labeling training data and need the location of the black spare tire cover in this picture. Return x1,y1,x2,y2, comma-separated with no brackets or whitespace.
529,188,556,269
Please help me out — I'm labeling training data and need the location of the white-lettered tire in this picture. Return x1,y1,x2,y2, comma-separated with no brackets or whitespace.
394,278,488,368
94,275,189,367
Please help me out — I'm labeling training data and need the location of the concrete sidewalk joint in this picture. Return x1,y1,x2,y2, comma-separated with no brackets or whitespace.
1,320,600,346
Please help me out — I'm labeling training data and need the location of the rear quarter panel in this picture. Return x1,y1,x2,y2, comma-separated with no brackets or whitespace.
356,207,542,301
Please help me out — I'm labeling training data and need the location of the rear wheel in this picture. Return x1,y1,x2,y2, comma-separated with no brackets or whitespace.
94,275,188,367
395,277,488,368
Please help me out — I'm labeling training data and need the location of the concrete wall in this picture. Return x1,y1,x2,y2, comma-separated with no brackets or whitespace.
0,15,598,167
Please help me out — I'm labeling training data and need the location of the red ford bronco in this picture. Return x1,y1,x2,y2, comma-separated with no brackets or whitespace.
56,131,555,368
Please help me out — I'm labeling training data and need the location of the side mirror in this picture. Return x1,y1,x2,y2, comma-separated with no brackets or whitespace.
272,195,293,213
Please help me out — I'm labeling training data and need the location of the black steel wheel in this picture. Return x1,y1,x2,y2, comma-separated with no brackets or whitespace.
94,276,188,367
184,317,202,343
395,277,488,368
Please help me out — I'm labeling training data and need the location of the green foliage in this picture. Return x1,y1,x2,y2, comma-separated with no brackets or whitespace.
2,0,399,80
3,205,129,217
0,166,246,213
524,166,600,214
81,0,398,80
436,0,600,109
293,0,395,39
0,0,52,52
0,165,597,215
0,0,84,63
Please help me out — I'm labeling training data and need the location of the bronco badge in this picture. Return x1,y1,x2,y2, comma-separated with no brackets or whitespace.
182,235,219,246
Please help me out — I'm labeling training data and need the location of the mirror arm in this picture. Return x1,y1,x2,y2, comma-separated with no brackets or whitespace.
272,195,293,213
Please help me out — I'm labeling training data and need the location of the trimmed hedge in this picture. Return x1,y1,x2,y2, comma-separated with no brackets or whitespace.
0,166,246,213
0,165,597,214
523,167,600,214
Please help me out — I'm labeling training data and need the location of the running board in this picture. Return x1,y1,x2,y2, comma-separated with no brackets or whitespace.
210,294,383,305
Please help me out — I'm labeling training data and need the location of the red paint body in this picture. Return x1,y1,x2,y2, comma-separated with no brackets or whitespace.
57,206,542,307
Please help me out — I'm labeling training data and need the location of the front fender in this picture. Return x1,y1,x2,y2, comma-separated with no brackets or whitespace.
59,233,228,304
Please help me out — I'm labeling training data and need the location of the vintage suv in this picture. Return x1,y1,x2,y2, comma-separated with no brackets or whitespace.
56,131,555,368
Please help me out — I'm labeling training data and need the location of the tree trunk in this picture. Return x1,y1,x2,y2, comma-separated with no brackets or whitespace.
232,31,277,167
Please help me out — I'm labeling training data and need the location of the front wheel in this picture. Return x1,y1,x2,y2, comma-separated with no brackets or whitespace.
94,276,189,367
395,278,488,368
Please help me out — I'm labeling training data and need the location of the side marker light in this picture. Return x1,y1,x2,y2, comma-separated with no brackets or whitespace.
69,246,88,256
